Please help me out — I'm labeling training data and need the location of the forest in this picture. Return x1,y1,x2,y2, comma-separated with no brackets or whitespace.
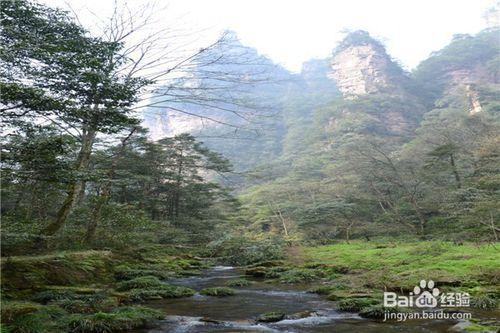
0,1,499,332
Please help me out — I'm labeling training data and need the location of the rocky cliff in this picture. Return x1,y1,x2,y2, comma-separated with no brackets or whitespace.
329,31,409,99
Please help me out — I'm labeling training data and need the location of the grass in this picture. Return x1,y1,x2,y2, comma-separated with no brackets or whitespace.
200,287,235,296
1,245,203,332
299,241,500,291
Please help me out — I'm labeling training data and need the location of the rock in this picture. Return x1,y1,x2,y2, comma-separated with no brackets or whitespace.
286,311,318,320
256,311,286,323
200,317,222,324
329,31,407,99
245,267,267,277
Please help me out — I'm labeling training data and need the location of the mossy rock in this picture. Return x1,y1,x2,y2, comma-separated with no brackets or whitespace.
32,289,78,304
1,251,114,291
226,279,251,287
278,268,321,283
128,285,195,302
245,267,267,277
114,267,171,281
54,295,119,313
115,276,164,291
1,301,43,323
359,305,401,319
2,305,68,332
200,287,235,297
256,311,285,323
337,297,378,312
67,306,163,332
470,294,498,309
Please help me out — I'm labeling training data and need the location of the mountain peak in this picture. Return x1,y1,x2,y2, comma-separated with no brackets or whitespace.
329,30,407,98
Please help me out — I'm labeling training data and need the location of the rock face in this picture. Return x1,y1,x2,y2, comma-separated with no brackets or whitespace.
330,44,397,98
144,112,206,140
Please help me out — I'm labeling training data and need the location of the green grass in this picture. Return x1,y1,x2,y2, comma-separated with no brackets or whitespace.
299,241,499,291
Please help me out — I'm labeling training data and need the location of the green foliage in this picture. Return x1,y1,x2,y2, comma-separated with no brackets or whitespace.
470,294,498,310
208,235,284,265
277,268,321,284
115,276,163,292
337,298,378,312
226,279,251,287
127,285,195,302
359,305,400,319
256,311,285,323
67,306,162,333
200,287,235,296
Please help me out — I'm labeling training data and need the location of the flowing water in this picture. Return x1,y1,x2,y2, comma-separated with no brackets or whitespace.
134,266,493,333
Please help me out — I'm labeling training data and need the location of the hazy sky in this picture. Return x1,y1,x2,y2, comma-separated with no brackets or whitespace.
41,0,496,72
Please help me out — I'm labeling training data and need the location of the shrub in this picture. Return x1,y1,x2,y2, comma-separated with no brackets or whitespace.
208,236,284,266
200,287,235,297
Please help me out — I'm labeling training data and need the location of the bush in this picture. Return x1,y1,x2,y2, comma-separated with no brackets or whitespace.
208,236,284,266
200,287,235,297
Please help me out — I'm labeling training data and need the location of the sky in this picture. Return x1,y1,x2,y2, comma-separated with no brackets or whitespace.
41,0,497,72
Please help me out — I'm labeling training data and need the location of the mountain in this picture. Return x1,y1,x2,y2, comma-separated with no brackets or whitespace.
141,28,499,241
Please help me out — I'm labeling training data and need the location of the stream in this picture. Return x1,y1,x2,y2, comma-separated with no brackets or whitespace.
134,266,490,333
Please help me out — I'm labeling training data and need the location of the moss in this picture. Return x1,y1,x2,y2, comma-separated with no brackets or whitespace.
3,305,68,333
200,287,235,297
115,276,163,291
127,285,195,302
1,251,113,291
300,241,499,291
67,306,163,333
470,294,498,309
54,294,119,313
256,311,285,323
277,268,321,284
359,305,400,319
113,266,171,281
226,279,251,287
337,298,378,312
32,289,78,304
1,301,43,323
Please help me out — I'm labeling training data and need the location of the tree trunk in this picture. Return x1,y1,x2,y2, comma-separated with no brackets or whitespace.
450,154,462,189
44,128,96,235
85,128,136,243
